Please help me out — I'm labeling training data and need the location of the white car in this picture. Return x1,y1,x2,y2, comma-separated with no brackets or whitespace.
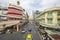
21,30,26,33
21,29,26,34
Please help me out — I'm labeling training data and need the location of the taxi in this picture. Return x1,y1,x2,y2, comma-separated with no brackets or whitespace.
26,34,33,40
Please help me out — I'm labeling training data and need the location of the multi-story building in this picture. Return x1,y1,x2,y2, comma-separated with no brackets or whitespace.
23,10,28,25
8,3,23,23
0,7,8,21
35,7,60,28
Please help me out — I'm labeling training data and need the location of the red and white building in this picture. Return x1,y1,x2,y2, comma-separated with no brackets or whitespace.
8,3,23,23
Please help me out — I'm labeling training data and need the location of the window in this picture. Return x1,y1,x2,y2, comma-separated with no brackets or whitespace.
48,11,52,16
42,14,45,17
58,19,60,24
42,19,45,23
19,18,22,20
58,11,60,16
47,19,52,24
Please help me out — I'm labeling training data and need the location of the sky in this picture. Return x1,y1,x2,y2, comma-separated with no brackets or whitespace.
0,0,60,19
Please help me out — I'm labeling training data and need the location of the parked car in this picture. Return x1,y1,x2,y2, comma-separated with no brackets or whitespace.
21,28,26,34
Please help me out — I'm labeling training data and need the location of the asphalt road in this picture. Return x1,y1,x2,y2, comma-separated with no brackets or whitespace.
0,22,41,40
26,22,41,40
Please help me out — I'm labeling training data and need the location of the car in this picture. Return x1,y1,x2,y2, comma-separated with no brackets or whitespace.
26,34,33,40
21,30,26,33
21,29,26,34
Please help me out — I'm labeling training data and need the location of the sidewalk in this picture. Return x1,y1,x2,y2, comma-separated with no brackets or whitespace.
45,29,60,40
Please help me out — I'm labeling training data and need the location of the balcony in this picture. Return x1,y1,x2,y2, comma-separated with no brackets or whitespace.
58,16,60,19
40,17,45,19
47,16,53,19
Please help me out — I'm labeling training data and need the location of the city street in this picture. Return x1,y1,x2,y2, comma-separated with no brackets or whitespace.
0,22,41,40
0,0,60,40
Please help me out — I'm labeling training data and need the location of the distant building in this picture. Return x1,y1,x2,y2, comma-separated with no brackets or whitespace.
35,7,60,28
23,10,28,24
34,10,40,22
35,10,40,14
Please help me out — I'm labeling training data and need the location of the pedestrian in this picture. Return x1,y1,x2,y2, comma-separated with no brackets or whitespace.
43,33,50,40
41,33,45,40
10,29,13,34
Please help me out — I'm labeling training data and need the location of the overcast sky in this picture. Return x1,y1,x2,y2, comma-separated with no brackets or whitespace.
0,0,60,19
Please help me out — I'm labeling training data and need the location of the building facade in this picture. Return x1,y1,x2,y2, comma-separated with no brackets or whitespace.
23,10,28,23
35,7,60,28
0,7,8,21
8,3,23,23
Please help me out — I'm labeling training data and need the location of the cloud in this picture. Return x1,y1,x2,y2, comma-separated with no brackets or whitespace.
39,0,60,10
41,0,57,5
20,0,60,19
20,0,35,18
20,0,60,11
0,0,8,7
